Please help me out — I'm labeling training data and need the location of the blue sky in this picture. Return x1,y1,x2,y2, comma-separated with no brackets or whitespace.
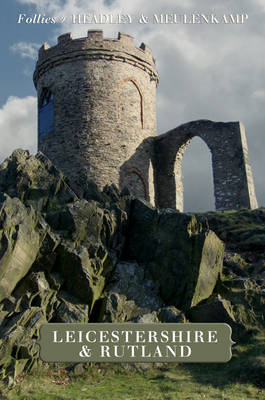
0,1,49,105
1,0,265,211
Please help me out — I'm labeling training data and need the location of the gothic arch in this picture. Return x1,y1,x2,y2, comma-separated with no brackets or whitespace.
116,77,144,128
154,120,258,211
181,136,215,211
121,168,148,200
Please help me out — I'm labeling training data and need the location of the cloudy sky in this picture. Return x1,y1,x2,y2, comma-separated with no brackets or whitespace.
0,0,264,211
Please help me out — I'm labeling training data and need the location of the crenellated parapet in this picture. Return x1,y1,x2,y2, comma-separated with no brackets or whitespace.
33,30,258,211
34,30,158,202
34,30,158,87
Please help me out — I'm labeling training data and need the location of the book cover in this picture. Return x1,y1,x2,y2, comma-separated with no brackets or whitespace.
0,1,264,399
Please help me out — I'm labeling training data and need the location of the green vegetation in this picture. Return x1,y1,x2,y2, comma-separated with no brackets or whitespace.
1,334,264,400
0,150,264,392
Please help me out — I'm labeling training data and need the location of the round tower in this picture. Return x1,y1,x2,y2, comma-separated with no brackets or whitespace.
33,30,158,201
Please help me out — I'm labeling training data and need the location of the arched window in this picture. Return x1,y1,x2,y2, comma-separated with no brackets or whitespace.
38,89,54,139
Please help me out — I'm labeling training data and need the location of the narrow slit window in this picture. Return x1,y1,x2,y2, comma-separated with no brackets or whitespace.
39,89,54,139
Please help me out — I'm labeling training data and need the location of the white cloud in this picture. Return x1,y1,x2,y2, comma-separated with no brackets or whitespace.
16,0,194,40
0,96,37,162
251,89,265,102
16,0,63,13
254,0,265,13
10,42,40,60
13,0,265,208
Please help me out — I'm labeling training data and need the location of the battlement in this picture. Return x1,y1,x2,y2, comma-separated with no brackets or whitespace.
34,30,258,213
34,30,158,87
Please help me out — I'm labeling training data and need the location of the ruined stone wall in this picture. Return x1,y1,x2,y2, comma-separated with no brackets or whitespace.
34,31,158,203
34,32,258,211
154,120,258,211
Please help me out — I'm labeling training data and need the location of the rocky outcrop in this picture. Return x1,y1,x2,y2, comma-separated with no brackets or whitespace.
96,261,164,322
0,193,48,302
0,149,264,379
0,149,78,212
124,199,224,309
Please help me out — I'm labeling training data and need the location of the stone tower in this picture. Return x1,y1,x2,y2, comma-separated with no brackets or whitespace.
33,30,158,201
34,30,258,211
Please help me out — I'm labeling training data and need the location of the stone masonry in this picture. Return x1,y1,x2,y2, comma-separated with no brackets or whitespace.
154,120,258,211
34,31,258,211
34,30,158,203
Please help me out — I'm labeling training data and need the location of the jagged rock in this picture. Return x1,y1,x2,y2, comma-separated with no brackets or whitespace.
0,151,132,378
70,175,107,203
223,251,249,278
55,292,89,323
0,149,78,212
0,150,265,380
125,199,224,310
188,276,265,340
0,306,46,377
96,261,164,322
187,296,247,340
134,312,159,323
8,270,59,324
157,306,187,323
218,277,265,332
105,261,164,311
196,208,265,252
46,198,125,254
31,229,60,273
56,244,107,311
0,193,49,302
97,292,142,322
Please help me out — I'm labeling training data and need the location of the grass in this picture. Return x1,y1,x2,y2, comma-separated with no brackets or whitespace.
0,334,264,400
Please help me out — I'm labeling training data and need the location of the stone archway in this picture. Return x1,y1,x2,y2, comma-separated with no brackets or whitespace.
181,136,215,212
154,120,258,211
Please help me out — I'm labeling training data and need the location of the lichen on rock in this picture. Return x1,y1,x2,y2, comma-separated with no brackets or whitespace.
0,149,264,379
